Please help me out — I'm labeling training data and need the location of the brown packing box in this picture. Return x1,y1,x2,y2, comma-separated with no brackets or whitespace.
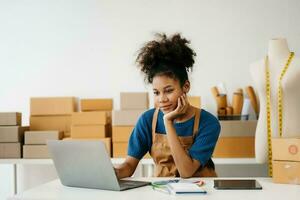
30,97,77,116
213,136,255,158
113,142,128,158
0,143,21,158
113,142,151,158
112,126,134,142
71,124,111,138
0,126,29,143
30,115,71,137
273,161,300,185
220,120,257,137
188,96,201,108
71,111,111,125
81,99,113,111
64,132,70,137
272,138,300,162
63,137,112,156
23,145,49,158
0,112,22,126
120,92,149,110
25,131,63,145
112,110,144,126
272,138,300,185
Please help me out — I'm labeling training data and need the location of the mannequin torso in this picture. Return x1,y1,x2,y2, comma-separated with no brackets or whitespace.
250,38,300,163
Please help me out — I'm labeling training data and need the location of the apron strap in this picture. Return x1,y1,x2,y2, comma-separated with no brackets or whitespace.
192,108,201,138
151,108,159,142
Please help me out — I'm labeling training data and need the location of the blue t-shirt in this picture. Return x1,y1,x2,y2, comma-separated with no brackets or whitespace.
128,108,221,166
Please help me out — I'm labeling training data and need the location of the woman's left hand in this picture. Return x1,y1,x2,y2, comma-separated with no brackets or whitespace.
163,94,189,122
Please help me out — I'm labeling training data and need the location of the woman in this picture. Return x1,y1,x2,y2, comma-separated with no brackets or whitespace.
114,33,220,178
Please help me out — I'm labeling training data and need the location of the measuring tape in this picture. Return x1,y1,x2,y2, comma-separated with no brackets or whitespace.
265,52,294,177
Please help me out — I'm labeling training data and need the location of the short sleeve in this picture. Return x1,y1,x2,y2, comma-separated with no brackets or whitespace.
127,111,152,160
188,113,221,166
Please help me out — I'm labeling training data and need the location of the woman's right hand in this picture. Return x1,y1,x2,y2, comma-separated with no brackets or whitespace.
114,167,120,179
113,156,139,179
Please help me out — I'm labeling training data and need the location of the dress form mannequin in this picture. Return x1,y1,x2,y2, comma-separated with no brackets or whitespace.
250,38,300,163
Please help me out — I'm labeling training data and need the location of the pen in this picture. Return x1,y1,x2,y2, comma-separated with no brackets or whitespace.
193,180,205,186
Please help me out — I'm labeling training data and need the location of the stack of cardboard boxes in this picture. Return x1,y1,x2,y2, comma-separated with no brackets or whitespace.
272,138,300,184
23,131,63,158
112,92,150,158
0,113,28,158
68,98,113,156
213,120,257,158
26,97,77,158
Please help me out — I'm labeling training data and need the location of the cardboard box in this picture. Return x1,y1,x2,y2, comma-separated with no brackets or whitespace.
273,160,300,185
112,110,144,126
25,131,63,145
113,142,150,158
0,112,21,126
23,145,49,158
213,136,255,158
220,120,257,137
0,126,29,143
30,97,77,116
112,126,134,142
272,138,300,162
81,99,113,111
120,92,149,110
0,143,21,158
188,96,201,108
65,132,70,137
71,111,111,125
63,137,111,156
30,115,71,137
71,125,111,138
113,142,128,158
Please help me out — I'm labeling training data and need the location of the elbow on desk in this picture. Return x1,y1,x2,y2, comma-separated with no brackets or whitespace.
178,170,194,178
178,164,203,178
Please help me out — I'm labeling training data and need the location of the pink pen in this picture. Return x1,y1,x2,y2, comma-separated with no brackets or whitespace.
193,180,205,186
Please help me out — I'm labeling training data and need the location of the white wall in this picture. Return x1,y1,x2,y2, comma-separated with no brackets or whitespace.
1,0,300,125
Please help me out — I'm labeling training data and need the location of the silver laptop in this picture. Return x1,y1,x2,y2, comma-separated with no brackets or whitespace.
47,140,150,191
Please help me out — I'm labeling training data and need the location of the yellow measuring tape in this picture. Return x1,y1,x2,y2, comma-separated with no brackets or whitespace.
265,52,294,177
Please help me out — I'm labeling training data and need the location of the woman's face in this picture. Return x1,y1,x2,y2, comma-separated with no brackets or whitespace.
152,75,188,114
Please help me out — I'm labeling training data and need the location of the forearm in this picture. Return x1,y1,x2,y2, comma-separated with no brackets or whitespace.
164,119,200,178
114,156,138,179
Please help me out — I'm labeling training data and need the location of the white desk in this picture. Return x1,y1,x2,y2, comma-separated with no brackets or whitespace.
8,177,300,200
0,158,268,195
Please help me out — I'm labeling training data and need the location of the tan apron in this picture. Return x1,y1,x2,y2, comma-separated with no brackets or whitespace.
150,107,217,177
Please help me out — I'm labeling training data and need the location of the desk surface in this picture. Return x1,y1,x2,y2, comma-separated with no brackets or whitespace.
8,177,300,200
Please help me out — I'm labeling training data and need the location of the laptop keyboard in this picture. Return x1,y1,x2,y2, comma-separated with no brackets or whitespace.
118,180,150,190
119,180,140,186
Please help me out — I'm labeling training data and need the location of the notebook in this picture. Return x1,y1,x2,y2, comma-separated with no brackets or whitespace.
167,183,207,195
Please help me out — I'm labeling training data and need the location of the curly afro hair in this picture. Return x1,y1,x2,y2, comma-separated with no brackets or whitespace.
136,33,196,86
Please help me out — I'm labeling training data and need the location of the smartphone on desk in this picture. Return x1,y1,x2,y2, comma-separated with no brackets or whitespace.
214,179,262,190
